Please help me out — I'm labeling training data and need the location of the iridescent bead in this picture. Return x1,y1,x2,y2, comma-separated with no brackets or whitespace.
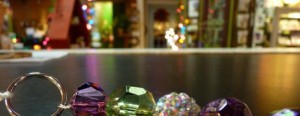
155,92,200,116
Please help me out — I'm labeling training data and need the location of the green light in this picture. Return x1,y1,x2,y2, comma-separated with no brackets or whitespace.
94,2,113,34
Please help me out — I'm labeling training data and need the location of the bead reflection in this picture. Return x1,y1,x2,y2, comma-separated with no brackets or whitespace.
270,108,300,116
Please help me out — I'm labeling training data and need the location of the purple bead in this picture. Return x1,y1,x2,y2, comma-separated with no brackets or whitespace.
200,97,253,116
70,82,107,116
270,108,300,116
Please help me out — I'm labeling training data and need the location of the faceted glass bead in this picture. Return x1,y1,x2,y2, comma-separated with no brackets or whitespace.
200,97,253,116
70,82,107,116
155,92,200,116
270,108,300,116
106,86,156,115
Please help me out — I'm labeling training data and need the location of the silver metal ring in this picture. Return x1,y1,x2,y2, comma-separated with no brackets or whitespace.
4,72,67,116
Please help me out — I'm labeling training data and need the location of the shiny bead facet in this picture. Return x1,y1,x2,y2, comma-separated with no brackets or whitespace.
106,86,156,115
200,97,253,116
70,82,106,116
270,108,300,116
155,92,200,116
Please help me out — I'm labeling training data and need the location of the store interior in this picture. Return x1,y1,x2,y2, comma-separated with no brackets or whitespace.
2,0,300,116
0,0,300,50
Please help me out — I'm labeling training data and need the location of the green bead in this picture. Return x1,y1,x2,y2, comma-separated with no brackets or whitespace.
106,86,156,116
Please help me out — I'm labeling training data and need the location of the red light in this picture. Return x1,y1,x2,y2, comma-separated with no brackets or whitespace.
43,41,48,46
176,8,181,13
180,16,184,20
47,47,52,50
209,9,214,14
45,37,50,41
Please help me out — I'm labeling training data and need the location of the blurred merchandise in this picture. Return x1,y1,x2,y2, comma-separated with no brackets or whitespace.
271,7,300,47
1,0,300,49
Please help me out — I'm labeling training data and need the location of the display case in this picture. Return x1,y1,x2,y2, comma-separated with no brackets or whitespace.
235,0,255,48
198,0,255,48
252,0,266,47
271,7,300,47
199,0,228,47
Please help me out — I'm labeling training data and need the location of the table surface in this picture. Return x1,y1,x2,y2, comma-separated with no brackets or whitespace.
0,50,300,115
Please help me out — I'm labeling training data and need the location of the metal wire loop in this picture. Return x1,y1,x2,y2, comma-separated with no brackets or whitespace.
4,72,67,116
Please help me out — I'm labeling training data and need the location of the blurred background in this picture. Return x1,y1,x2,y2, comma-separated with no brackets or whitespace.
1,1,300,115
0,0,299,50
